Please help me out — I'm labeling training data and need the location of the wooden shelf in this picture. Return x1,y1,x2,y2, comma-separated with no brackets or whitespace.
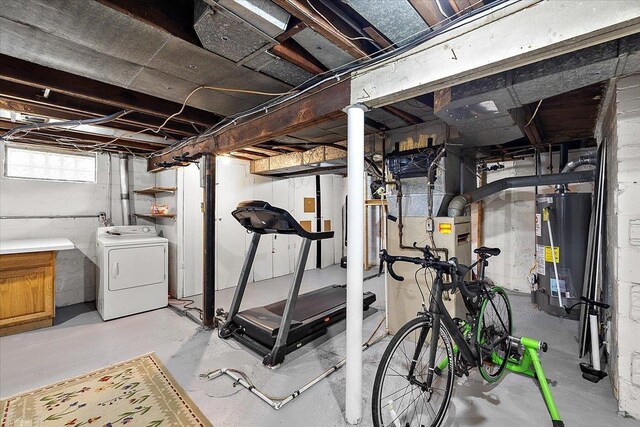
134,213,176,219
134,187,176,196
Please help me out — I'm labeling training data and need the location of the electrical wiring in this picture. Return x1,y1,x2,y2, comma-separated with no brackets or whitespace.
303,0,376,44
525,99,543,127
156,0,511,157
1,110,131,139
88,85,295,153
6,0,512,160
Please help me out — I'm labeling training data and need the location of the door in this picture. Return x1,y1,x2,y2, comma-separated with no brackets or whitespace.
108,245,165,290
272,178,292,277
216,158,251,290
179,164,204,298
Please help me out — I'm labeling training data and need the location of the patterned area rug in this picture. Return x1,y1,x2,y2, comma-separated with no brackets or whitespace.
0,353,212,427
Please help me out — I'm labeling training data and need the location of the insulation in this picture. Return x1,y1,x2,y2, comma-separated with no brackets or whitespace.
343,0,428,46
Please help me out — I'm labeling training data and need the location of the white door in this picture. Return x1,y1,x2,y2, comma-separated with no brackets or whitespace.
251,174,274,282
216,158,251,290
179,164,203,298
272,178,292,277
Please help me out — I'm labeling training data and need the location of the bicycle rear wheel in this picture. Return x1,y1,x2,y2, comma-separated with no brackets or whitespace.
372,317,455,427
476,286,512,382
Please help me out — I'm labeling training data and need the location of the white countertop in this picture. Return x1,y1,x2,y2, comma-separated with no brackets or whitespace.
0,238,75,255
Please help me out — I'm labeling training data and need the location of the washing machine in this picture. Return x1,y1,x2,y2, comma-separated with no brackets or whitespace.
96,226,168,320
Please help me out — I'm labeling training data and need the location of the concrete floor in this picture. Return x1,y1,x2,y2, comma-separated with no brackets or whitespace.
1,265,637,427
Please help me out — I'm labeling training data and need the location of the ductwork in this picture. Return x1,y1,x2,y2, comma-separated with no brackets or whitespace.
119,154,131,226
562,154,597,173
447,170,596,217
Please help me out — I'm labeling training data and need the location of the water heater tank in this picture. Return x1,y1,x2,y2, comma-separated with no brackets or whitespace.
532,192,591,320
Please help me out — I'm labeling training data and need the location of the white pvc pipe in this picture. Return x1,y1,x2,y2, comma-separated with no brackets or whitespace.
545,208,562,307
346,104,366,425
589,313,601,371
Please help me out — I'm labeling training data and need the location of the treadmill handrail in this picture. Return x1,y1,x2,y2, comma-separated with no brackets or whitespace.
232,200,334,241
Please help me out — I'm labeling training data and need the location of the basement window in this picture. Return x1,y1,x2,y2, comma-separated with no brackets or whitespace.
3,144,97,183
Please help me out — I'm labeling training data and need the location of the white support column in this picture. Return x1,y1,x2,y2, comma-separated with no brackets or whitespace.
345,104,366,425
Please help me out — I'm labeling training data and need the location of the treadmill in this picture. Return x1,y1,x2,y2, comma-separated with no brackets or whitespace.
219,200,376,367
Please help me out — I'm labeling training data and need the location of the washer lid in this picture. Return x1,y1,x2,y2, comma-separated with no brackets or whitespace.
97,234,168,247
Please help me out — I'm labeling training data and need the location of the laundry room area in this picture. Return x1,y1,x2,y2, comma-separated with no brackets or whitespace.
1,1,640,427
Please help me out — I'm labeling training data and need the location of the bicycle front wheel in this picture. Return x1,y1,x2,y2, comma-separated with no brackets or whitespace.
372,316,455,427
476,286,512,382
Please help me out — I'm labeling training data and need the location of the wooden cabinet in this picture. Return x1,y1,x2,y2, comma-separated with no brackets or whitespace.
0,251,55,336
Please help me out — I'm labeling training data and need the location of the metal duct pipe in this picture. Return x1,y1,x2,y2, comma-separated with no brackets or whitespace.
447,170,596,217
561,154,597,173
119,154,131,226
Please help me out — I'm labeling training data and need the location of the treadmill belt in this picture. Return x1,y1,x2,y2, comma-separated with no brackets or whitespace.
233,285,375,348
263,285,347,318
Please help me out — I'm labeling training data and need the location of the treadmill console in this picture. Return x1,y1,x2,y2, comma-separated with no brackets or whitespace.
232,200,333,241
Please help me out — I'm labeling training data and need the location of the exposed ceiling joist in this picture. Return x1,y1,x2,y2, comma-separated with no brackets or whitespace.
94,0,201,45
272,0,371,59
0,118,166,152
270,41,328,74
0,97,187,139
150,79,350,169
407,0,447,27
381,105,422,125
0,54,219,127
0,80,199,138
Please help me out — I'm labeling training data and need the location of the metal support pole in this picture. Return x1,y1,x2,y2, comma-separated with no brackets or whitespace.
345,104,366,425
118,154,131,226
203,154,216,328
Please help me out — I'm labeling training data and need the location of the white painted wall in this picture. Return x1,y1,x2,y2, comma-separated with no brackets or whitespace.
604,74,640,419
163,157,348,296
482,150,596,292
0,144,154,307
482,159,537,292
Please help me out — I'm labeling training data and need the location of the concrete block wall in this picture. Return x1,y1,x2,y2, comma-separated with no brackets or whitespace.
0,146,154,307
607,73,640,418
482,151,595,293
483,158,536,292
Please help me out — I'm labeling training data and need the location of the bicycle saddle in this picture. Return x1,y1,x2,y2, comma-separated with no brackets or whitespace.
474,246,501,257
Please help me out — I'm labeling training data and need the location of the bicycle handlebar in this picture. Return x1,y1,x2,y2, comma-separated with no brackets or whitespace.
379,246,481,298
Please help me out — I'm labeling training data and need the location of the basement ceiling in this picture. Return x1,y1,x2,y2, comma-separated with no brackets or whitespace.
0,0,634,165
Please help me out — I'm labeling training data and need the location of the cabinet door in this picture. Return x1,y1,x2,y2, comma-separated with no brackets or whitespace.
0,266,54,327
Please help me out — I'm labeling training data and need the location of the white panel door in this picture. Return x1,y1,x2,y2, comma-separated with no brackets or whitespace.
251,174,273,282
180,164,203,297
291,177,317,271
216,159,251,290
320,175,335,268
271,178,292,277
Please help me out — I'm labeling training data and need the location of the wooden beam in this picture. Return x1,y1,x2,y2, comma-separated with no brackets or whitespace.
0,97,184,138
272,0,370,58
407,0,447,27
0,54,219,127
95,0,201,46
511,105,544,146
242,146,282,156
270,41,328,74
0,119,166,151
150,79,350,168
0,80,198,137
363,27,393,50
381,105,422,125
276,20,308,43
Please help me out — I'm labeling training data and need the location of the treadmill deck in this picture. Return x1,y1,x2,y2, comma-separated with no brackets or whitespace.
233,285,376,349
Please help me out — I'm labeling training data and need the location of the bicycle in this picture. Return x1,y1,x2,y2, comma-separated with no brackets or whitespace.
372,244,564,427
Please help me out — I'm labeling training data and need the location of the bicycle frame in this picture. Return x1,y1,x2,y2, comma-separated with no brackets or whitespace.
410,269,478,389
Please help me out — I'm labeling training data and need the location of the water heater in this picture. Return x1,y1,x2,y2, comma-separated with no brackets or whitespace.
532,192,591,320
